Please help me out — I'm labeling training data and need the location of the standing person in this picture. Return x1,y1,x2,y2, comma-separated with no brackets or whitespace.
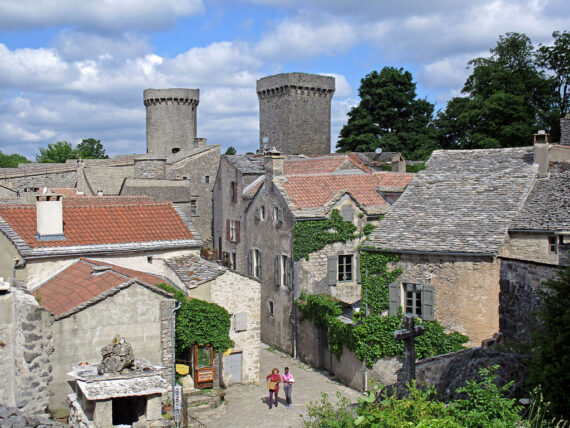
282,366,295,408
266,368,281,409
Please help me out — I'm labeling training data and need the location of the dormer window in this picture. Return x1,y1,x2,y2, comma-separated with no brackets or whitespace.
548,236,558,254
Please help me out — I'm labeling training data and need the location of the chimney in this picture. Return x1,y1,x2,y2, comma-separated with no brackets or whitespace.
36,193,64,240
561,114,570,146
533,130,550,178
264,147,284,181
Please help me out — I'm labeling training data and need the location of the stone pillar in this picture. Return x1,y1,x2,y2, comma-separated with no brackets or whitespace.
146,394,162,421
94,399,113,428
560,115,570,146
257,73,335,155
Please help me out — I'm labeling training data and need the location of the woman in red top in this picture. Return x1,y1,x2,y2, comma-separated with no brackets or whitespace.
266,368,281,409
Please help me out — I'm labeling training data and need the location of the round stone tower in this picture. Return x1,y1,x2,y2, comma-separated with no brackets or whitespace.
257,73,335,155
144,88,200,156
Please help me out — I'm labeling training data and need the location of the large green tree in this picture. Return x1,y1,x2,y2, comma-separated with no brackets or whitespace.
435,32,557,149
36,141,77,163
336,67,438,160
76,138,108,159
0,151,30,168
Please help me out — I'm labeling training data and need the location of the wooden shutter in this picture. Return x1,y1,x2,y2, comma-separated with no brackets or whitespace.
327,256,337,286
257,251,262,279
277,206,283,223
286,258,292,288
235,221,240,243
421,284,435,321
232,181,237,203
341,205,353,222
247,250,253,276
254,207,260,220
274,255,281,285
389,282,401,316
226,219,230,240
356,253,361,284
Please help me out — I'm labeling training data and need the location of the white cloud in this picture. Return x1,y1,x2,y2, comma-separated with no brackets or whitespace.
0,0,204,32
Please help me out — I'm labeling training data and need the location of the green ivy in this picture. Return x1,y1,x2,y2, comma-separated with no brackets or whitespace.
360,250,402,313
156,283,233,354
294,209,362,261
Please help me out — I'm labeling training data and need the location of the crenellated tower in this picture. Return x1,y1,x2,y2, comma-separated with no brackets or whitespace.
257,73,335,155
144,88,200,156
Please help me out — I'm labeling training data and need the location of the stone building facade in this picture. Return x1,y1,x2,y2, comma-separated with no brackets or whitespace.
257,73,335,155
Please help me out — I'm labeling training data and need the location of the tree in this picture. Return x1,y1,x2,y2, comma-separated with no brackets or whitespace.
436,32,556,149
529,266,570,419
337,67,438,160
76,138,108,159
0,150,30,168
35,141,77,163
224,146,236,155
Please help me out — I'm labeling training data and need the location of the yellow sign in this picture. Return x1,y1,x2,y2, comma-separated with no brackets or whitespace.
223,348,233,356
175,364,189,375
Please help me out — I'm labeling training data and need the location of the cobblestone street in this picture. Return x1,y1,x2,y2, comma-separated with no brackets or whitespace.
199,344,362,428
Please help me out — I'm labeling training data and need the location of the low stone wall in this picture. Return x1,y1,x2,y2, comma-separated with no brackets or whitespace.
0,403,65,427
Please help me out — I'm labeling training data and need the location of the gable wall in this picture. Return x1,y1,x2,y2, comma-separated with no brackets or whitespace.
48,283,174,410
0,233,26,282
502,232,563,265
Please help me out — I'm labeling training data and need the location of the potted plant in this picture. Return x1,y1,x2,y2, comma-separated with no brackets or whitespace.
162,399,173,412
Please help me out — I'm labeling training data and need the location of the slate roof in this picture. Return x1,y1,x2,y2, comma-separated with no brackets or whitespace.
275,172,414,217
366,147,537,256
225,155,265,174
284,153,371,175
165,254,226,289
33,258,171,318
509,162,570,232
0,197,202,258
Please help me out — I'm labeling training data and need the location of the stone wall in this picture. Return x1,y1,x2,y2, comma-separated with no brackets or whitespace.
560,115,570,146
502,232,561,265
48,283,174,410
391,254,501,347
210,270,261,384
0,286,54,413
0,170,77,194
134,158,167,179
257,73,335,155
499,258,560,344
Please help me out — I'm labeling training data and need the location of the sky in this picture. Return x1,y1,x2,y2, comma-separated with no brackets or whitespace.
0,0,568,160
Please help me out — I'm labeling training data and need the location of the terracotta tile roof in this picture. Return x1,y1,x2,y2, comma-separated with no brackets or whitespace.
284,154,371,175
33,258,168,317
280,172,414,209
0,199,194,249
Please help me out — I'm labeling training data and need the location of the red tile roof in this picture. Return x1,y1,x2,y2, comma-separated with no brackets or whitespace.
281,172,414,209
33,258,167,317
0,199,193,248
284,154,371,175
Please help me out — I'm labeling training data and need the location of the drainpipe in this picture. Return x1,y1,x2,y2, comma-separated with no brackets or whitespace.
171,300,181,423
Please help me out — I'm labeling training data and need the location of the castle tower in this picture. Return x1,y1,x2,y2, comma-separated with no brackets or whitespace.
257,73,335,155
144,88,200,156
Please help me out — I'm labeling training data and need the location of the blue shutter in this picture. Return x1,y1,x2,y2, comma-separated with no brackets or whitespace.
327,256,337,286
389,282,401,316
422,284,434,321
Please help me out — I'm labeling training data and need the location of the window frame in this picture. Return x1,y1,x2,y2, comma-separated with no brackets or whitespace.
337,254,353,282
230,181,237,203
548,236,558,254
388,281,434,321
190,198,198,216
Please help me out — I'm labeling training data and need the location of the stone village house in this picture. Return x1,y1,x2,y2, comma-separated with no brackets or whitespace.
0,194,260,416
366,127,570,348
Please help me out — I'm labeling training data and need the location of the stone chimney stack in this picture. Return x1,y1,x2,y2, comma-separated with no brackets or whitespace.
264,148,284,181
257,72,335,156
36,193,64,239
533,130,550,178
560,114,570,146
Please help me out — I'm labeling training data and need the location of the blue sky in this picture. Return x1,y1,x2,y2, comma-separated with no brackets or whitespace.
0,0,568,159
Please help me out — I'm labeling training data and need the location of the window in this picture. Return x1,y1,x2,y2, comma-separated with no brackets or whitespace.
248,249,262,279
548,236,558,254
273,206,283,224
274,254,292,287
268,300,274,316
205,175,210,183
231,252,236,270
388,282,434,321
255,206,266,221
230,181,237,203
338,255,353,282
327,254,360,286
190,199,197,216
226,220,240,243
341,205,354,222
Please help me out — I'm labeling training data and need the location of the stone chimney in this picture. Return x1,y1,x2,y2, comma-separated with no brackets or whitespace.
533,130,550,178
560,114,570,146
36,193,64,240
264,148,284,181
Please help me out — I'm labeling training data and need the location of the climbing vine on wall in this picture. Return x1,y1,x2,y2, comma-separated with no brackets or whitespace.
293,209,363,261
156,283,233,355
360,249,402,313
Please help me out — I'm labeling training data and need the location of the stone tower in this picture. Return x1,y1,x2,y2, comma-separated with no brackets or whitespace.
144,88,200,156
257,73,335,155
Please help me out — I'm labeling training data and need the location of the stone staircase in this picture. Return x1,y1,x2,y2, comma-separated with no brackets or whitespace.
183,389,225,427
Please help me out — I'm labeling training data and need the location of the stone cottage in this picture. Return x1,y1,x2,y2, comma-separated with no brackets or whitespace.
366,146,542,346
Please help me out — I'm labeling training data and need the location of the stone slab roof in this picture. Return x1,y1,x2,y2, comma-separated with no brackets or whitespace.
225,155,265,174
165,254,226,289
366,147,537,255
32,258,171,318
510,162,570,232
0,197,202,258
120,179,191,202
284,153,371,175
